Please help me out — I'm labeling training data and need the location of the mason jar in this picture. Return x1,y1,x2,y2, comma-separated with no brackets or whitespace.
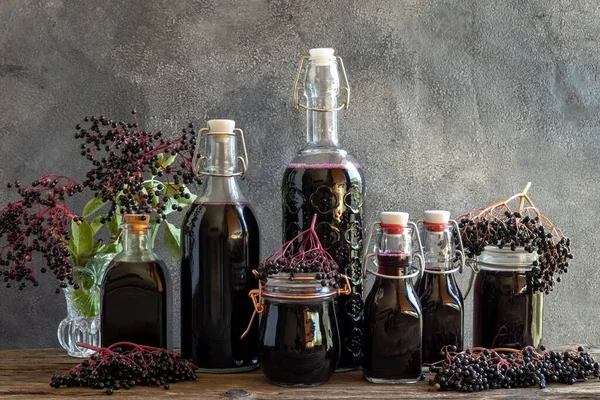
472,247,543,349
254,274,346,387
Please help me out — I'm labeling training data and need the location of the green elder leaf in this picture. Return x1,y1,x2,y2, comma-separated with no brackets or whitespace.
75,220,95,257
82,195,107,218
91,214,107,234
102,242,122,255
157,153,178,168
149,217,161,248
107,214,122,237
71,287,100,318
164,221,181,261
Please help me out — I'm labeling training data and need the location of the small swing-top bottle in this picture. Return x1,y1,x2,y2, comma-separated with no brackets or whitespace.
180,119,260,372
362,212,424,383
416,210,464,364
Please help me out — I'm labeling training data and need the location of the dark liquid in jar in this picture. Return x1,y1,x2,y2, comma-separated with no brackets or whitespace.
260,300,339,387
473,269,540,349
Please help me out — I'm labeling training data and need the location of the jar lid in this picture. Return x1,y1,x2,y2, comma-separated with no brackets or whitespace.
262,273,337,300
477,246,537,271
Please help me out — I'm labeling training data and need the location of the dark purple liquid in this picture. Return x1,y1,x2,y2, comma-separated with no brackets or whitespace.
260,300,339,387
282,164,364,370
180,202,260,371
362,253,422,382
473,270,540,349
417,271,463,364
101,260,171,348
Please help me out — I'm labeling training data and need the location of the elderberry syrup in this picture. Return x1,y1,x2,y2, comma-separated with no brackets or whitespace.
284,48,365,371
258,276,340,387
362,212,424,384
416,211,464,364
473,247,543,349
101,215,171,348
180,120,260,372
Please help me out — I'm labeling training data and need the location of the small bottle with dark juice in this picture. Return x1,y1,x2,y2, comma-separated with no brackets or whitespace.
101,215,171,348
362,212,424,384
416,210,464,364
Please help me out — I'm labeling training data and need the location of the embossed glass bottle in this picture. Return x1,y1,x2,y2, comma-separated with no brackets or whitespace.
282,48,364,370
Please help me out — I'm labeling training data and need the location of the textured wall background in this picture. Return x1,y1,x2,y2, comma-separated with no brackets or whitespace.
0,0,598,349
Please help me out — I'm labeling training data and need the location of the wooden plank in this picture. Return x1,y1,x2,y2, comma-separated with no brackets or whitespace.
0,347,599,399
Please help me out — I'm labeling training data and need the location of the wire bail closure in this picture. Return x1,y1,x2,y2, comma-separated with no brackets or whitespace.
192,126,249,179
361,221,425,281
415,219,466,275
240,272,351,339
292,55,351,112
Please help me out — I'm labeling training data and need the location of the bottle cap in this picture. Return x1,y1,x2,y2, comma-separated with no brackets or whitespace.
124,214,150,233
380,212,409,226
424,210,450,224
309,48,335,66
207,119,235,133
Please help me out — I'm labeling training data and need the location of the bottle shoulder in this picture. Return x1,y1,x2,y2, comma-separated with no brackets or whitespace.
289,150,363,171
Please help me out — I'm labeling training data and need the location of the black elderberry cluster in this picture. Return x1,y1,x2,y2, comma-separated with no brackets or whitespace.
256,215,343,287
76,112,201,219
429,346,599,392
50,343,197,395
0,176,83,289
456,211,573,293
257,249,342,287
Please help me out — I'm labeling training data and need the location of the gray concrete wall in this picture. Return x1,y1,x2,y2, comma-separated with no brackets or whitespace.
0,0,598,349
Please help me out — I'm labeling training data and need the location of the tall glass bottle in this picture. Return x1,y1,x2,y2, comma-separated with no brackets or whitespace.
416,210,464,364
181,119,260,372
283,48,364,371
362,212,424,383
101,215,171,348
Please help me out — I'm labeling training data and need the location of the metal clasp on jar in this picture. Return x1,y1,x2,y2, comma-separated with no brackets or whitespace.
240,273,351,339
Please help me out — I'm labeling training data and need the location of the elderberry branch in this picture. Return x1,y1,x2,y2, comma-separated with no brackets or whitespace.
256,214,343,288
456,184,573,294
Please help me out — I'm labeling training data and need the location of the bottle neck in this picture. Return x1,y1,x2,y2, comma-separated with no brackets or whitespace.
204,134,237,175
198,175,246,204
378,227,412,254
422,226,455,270
306,108,339,148
303,62,341,150
123,227,152,253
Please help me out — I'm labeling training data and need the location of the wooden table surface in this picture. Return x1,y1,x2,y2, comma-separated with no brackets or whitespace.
1,347,600,399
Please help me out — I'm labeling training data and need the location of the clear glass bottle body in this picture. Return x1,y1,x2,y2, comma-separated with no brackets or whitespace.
283,54,364,371
181,125,260,372
259,276,340,387
101,220,171,348
362,226,423,384
473,247,543,349
416,224,464,364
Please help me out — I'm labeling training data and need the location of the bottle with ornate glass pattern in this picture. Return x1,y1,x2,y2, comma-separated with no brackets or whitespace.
282,48,365,371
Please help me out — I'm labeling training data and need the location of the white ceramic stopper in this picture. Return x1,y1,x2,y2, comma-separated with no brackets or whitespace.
424,210,450,224
380,211,409,226
309,48,335,65
207,119,235,133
